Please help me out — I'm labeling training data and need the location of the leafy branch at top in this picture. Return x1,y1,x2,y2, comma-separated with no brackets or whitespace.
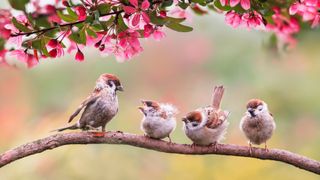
0,0,318,68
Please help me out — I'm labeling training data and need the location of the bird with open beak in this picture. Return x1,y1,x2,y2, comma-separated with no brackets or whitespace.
139,100,178,142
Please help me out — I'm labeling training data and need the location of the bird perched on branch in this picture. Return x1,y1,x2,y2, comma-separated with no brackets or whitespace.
182,86,230,147
240,99,276,153
53,73,123,133
139,100,178,142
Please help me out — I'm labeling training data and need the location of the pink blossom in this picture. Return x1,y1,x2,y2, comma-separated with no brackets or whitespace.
47,39,64,58
143,24,165,41
289,0,320,27
0,10,12,39
9,50,38,68
170,7,192,22
123,0,150,27
75,48,84,61
225,10,242,28
266,8,300,48
76,6,87,21
0,49,7,65
241,11,264,29
5,15,30,47
152,29,165,41
220,0,251,10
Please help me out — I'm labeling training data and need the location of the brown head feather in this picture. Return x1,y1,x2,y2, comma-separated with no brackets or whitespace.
246,99,264,109
141,100,160,110
99,73,122,87
185,111,202,123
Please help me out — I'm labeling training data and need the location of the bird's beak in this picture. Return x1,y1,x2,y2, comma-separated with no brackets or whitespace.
248,110,256,117
116,85,124,91
138,106,144,111
182,117,188,123
138,106,146,115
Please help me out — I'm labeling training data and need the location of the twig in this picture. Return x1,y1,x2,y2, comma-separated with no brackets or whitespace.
0,132,319,174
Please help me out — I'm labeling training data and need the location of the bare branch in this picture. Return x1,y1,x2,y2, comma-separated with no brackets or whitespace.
0,132,319,174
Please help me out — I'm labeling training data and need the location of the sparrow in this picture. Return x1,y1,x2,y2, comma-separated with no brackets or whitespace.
240,99,276,152
138,100,178,142
182,86,230,147
53,73,123,132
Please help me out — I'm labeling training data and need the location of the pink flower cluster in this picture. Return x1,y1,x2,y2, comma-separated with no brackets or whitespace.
267,7,300,48
289,0,320,27
225,10,264,29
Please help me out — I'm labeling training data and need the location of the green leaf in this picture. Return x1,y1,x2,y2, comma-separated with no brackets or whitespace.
31,39,42,50
67,7,78,19
91,23,104,31
0,38,5,50
79,27,87,45
165,22,193,32
86,27,97,38
98,3,111,15
190,6,208,15
149,11,168,25
8,0,29,11
178,2,189,9
57,11,78,22
161,0,173,8
12,17,32,33
35,17,51,28
214,0,232,11
68,32,81,44
190,0,207,6
116,15,128,33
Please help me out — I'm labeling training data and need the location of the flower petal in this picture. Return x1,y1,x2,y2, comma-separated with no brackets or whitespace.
141,0,150,10
240,0,250,10
123,6,136,14
129,0,138,8
230,0,240,7
132,13,141,26
141,12,150,24
219,0,227,6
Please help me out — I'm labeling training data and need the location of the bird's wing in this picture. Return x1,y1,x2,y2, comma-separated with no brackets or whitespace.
68,89,100,123
206,110,228,129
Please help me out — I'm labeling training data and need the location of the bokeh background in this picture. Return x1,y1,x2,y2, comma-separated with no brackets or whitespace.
1,1,320,179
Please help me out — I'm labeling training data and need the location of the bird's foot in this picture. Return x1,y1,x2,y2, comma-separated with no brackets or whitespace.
249,142,253,156
209,142,218,152
191,143,197,148
264,143,269,152
167,135,173,144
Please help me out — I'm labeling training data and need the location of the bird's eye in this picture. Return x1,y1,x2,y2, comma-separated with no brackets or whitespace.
259,108,263,111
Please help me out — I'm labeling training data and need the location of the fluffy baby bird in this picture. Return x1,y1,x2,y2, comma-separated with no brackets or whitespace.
54,73,123,133
139,100,178,142
182,86,230,147
240,99,276,152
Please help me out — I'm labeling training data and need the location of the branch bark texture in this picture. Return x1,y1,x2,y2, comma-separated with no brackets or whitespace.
0,132,319,174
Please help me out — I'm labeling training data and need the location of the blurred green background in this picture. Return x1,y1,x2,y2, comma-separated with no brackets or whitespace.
1,2,320,179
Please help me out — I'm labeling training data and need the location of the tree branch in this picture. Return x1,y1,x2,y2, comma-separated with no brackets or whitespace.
0,132,319,174
10,11,124,37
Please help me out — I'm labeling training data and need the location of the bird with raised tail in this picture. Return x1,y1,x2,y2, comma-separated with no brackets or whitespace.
240,99,276,152
53,73,123,133
182,86,230,147
139,100,178,142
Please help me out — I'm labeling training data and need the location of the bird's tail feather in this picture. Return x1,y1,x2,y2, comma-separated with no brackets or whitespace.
212,85,225,109
50,124,78,132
